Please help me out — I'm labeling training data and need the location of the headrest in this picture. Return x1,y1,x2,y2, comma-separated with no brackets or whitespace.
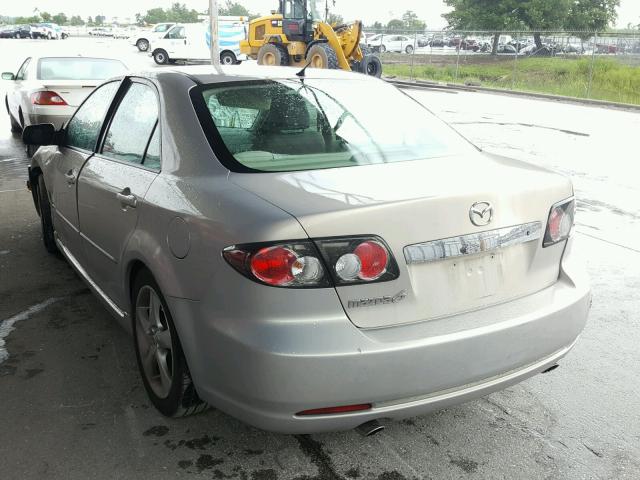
261,94,310,132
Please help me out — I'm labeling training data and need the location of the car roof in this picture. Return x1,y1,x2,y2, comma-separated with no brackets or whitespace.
141,64,382,85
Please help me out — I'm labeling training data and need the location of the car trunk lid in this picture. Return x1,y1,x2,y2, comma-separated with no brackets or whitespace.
230,152,573,329
40,81,100,107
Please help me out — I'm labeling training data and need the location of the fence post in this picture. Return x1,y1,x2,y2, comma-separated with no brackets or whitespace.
455,35,462,83
410,31,418,82
512,35,519,90
587,31,597,99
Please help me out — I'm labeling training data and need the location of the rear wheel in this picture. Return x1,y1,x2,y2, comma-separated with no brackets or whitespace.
153,49,169,65
6,97,21,133
220,51,237,65
137,38,149,52
132,269,208,418
306,43,339,69
362,55,383,78
36,174,58,254
26,144,38,157
257,43,290,66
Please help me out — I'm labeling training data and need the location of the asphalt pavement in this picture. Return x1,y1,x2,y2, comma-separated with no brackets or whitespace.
0,37,639,480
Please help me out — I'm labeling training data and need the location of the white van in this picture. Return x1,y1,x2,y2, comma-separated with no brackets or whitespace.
150,19,248,66
132,23,176,52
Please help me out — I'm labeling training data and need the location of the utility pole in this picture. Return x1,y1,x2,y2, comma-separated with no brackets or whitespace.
209,0,221,71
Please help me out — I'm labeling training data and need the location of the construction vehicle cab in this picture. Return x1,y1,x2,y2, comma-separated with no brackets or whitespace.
240,0,382,77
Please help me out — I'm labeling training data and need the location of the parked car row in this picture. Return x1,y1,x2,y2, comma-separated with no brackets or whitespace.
0,23,68,39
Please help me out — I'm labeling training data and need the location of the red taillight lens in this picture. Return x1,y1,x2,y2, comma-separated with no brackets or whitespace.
250,246,298,286
543,198,575,248
31,91,67,106
297,404,372,416
223,241,330,288
354,241,388,280
316,236,399,286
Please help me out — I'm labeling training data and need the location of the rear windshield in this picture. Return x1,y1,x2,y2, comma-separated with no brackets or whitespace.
38,58,128,81
195,78,475,173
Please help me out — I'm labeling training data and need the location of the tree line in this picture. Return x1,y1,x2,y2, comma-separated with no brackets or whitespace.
444,0,621,52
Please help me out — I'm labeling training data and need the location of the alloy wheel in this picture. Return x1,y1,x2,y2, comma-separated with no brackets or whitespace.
135,286,174,399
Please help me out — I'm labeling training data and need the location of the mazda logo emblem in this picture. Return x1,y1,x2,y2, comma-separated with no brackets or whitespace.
469,202,493,227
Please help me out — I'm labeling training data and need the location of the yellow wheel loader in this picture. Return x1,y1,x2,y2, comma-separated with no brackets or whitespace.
240,0,382,77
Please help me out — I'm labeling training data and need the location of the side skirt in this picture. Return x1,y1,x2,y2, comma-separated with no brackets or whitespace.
55,235,128,321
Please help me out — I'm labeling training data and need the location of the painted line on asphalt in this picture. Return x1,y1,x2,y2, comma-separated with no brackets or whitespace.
0,189,26,194
0,297,63,364
0,158,21,163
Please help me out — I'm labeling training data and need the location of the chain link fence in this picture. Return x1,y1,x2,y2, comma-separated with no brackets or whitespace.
366,30,640,105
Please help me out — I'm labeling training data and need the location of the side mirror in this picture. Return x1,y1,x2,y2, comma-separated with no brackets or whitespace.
23,124,60,146
1,72,15,81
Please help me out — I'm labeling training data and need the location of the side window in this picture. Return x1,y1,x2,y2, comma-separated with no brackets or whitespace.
102,83,159,165
155,24,170,33
166,27,185,39
66,81,120,151
143,123,161,170
16,58,31,80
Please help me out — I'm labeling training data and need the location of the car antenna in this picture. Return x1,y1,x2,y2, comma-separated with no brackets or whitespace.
296,61,313,79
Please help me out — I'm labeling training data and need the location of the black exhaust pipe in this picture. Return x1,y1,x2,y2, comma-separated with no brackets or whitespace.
542,364,560,374
355,420,385,437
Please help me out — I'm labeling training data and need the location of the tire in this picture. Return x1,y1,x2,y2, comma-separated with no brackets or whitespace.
306,43,339,69
36,174,58,254
362,55,383,78
132,269,208,418
379,44,387,54
406,45,415,55
257,43,290,66
26,144,38,158
153,49,169,65
5,97,21,133
137,38,149,52
61,33,68,40
220,51,237,65
47,32,52,40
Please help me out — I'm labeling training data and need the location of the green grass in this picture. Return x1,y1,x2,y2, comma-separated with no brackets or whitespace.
384,57,640,105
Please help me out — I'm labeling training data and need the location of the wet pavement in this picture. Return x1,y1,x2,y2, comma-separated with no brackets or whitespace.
1,38,639,480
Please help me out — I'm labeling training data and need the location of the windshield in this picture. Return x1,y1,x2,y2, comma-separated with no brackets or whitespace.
309,0,324,20
196,79,475,173
38,58,128,81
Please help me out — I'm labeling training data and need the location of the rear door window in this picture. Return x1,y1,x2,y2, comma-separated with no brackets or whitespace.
101,82,159,166
66,81,120,151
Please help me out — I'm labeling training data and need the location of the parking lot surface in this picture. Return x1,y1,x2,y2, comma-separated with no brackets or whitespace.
1,38,639,479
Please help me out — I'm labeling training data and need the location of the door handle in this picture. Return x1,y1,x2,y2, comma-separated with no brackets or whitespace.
65,170,77,185
117,189,137,209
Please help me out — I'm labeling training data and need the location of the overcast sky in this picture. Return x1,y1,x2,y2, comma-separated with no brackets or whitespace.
4,0,640,28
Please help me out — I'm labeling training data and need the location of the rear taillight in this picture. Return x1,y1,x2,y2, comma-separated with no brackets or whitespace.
315,236,399,286
31,91,67,106
543,198,575,248
223,241,330,288
223,236,399,288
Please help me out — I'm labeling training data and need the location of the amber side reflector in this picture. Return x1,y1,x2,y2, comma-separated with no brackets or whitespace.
297,404,372,416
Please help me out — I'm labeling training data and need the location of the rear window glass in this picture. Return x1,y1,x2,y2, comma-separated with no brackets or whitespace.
196,79,475,173
38,58,127,81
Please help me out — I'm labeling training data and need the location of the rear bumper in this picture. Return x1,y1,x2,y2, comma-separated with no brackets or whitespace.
27,112,71,130
167,240,590,434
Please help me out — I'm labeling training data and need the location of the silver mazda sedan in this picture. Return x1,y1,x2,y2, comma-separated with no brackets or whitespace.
25,66,591,434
